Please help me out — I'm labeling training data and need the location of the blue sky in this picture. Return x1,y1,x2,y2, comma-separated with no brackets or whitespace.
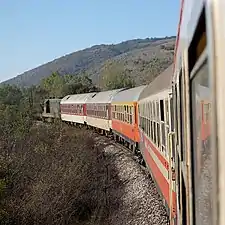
0,0,180,82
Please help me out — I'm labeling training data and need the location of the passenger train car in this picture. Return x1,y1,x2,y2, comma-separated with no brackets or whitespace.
111,85,146,151
172,0,225,224
138,65,176,219
41,0,225,224
86,89,124,134
60,93,96,125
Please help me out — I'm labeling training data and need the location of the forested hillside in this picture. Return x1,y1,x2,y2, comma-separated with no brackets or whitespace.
2,36,175,88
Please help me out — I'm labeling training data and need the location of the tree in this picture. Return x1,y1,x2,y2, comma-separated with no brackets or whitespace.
0,84,23,106
100,61,135,90
40,72,99,97
41,72,65,97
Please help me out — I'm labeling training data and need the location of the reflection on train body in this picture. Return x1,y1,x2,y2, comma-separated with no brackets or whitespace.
191,61,212,225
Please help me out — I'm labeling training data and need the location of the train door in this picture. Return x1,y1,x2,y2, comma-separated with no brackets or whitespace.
46,100,50,113
172,83,181,225
168,93,176,224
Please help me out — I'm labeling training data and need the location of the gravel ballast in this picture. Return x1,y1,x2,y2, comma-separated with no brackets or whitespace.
94,134,169,225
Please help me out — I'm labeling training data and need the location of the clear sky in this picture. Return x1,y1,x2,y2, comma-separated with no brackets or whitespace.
0,0,180,82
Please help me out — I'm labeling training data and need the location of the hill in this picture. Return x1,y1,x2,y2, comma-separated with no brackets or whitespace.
2,36,175,87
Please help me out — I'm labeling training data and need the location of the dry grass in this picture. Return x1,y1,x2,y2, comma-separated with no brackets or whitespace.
0,122,119,225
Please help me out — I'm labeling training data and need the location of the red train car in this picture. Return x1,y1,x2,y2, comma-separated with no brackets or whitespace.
60,93,96,125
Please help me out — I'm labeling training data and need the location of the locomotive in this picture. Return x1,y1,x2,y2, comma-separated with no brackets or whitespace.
42,0,225,224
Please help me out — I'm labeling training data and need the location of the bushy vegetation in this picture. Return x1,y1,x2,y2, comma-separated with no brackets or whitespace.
99,61,135,90
0,122,109,225
0,77,114,225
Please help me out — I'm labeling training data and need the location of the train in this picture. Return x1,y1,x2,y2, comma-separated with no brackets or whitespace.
41,0,225,224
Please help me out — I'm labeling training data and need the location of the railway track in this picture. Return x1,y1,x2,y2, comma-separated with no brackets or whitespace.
90,129,169,225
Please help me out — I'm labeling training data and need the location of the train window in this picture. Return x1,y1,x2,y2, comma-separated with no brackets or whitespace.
142,117,145,132
160,100,165,121
154,102,156,120
146,118,148,136
191,60,212,225
152,121,155,142
151,121,153,140
151,102,153,119
151,102,153,120
155,121,158,145
145,117,148,135
165,99,169,125
156,101,159,121
161,122,166,148
148,102,150,119
157,123,160,147
166,127,169,147
153,101,156,120
153,122,157,144
143,118,145,133
170,97,174,131
143,117,145,132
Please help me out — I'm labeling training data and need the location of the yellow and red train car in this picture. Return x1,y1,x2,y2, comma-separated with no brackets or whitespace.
111,86,146,150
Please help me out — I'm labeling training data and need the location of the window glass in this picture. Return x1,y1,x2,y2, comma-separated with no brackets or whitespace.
165,99,169,125
156,101,159,121
160,100,165,121
170,97,174,131
191,61,212,225
153,102,155,120
151,121,153,140
161,123,165,147
157,123,160,147
153,122,156,144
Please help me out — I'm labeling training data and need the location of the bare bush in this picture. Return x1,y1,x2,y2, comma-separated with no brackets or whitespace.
0,123,109,225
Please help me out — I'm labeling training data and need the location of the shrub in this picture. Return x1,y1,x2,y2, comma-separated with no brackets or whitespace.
0,123,108,225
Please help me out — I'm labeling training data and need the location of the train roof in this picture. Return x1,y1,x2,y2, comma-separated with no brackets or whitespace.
138,64,173,101
112,85,147,104
60,92,97,104
86,88,124,104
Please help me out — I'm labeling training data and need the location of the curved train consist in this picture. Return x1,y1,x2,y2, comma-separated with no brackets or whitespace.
42,0,225,224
